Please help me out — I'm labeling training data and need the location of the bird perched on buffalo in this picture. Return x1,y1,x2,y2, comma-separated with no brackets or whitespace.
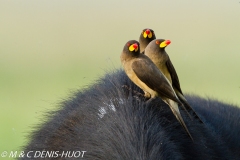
139,28,156,53
120,40,193,140
144,39,203,123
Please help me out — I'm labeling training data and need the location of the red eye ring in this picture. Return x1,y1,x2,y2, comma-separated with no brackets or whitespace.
156,40,160,45
127,43,130,47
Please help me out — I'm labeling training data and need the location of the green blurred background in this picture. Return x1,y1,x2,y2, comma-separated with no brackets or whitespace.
0,0,240,159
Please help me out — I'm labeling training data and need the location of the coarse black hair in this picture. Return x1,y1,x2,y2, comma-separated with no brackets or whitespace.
20,69,240,160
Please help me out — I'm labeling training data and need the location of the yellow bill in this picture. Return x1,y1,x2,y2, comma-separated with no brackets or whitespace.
143,30,152,38
160,40,171,48
129,43,138,52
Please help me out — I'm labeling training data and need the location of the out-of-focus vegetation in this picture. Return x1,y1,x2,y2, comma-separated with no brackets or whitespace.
0,1,240,159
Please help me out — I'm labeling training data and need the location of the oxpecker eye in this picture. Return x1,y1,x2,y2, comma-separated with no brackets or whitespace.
156,40,160,45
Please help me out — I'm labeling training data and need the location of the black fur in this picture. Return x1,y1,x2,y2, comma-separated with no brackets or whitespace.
186,95,240,158
20,69,240,160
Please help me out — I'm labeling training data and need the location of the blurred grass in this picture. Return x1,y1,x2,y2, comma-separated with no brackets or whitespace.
1,1,240,159
0,65,111,160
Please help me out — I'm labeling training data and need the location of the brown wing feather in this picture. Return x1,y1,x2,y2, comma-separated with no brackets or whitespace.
131,58,180,104
166,59,183,94
168,102,194,141
166,59,204,123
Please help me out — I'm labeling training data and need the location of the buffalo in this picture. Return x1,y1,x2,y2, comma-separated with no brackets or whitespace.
20,69,240,159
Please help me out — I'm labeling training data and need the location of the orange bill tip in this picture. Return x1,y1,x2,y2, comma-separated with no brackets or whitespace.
145,29,150,35
165,40,171,45
133,43,138,49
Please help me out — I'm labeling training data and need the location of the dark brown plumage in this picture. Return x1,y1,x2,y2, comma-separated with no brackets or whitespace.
120,40,193,140
144,39,203,123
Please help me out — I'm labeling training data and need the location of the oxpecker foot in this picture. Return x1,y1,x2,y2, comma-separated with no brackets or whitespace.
145,97,157,105
121,85,145,98
133,95,142,102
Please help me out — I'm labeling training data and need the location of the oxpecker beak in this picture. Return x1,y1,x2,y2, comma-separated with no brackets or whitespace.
160,40,171,48
143,29,153,39
129,43,139,52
